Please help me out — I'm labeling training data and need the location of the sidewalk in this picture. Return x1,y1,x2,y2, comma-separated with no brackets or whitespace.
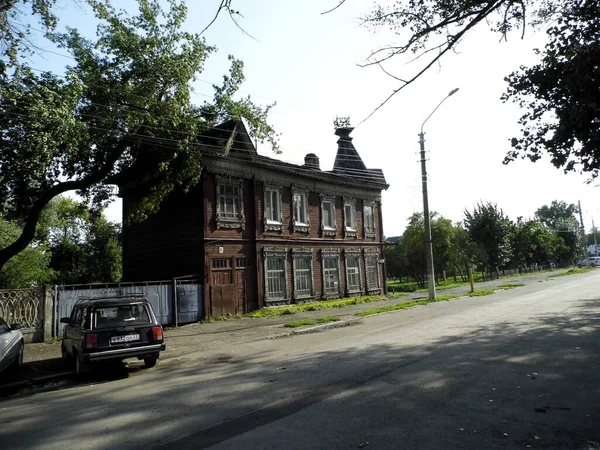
0,268,576,390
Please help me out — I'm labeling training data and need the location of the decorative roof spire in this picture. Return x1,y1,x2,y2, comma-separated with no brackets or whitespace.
332,117,367,174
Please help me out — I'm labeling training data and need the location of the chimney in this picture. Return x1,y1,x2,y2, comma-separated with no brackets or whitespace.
304,153,320,170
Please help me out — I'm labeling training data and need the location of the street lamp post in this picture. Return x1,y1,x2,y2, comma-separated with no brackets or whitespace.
418,88,459,302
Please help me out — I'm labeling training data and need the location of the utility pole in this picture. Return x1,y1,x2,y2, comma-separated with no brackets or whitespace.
593,218,598,257
579,200,587,258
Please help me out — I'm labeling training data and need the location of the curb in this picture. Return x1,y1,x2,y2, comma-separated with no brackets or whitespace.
291,317,363,335
0,371,72,394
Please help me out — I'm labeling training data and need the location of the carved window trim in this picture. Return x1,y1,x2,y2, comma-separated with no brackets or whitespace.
292,187,310,233
363,201,376,238
364,252,381,292
215,176,245,230
320,195,337,237
321,250,341,298
264,185,283,232
263,248,289,302
292,249,314,300
344,250,362,294
343,198,357,237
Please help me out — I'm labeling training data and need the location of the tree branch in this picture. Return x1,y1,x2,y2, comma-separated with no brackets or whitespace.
321,0,346,15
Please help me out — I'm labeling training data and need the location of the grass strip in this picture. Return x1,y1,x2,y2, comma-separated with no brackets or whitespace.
551,268,593,277
467,289,494,297
283,316,342,328
356,295,459,317
246,293,408,319
497,283,525,288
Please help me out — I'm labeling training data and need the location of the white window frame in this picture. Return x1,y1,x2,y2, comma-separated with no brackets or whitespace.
321,252,341,297
344,199,357,237
292,188,309,233
292,250,314,299
345,251,362,293
364,253,381,291
215,176,245,230
363,202,376,237
320,196,337,237
264,186,282,231
264,249,288,302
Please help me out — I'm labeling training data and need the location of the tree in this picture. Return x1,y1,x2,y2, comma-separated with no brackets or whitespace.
359,0,600,175
0,0,277,273
534,200,580,263
509,219,559,268
447,222,478,281
464,202,513,272
0,216,52,288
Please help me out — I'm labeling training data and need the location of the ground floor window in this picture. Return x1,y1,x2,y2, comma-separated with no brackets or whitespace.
323,254,340,296
265,252,287,300
345,253,361,292
293,253,314,298
365,253,380,290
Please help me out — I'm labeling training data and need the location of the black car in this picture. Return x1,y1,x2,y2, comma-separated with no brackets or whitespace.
60,296,166,375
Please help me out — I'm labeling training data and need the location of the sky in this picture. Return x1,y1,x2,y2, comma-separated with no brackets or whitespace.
25,0,600,236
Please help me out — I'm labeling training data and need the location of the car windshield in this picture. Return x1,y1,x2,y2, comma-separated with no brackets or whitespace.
94,304,151,328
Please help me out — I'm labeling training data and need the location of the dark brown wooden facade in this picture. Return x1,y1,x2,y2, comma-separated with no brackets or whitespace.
121,120,389,318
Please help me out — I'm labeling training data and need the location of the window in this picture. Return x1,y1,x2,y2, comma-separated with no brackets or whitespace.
219,184,241,219
212,259,231,269
265,188,281,224
265,252,287,300
345,253,361,292
323,254,340,296
95,305,151,328
293,253,314,298
216,177,245,229
344,202,356,231
322,200,335,229
364,204,375,235
293,192,308,225
365,254,381,290
236,257,253,268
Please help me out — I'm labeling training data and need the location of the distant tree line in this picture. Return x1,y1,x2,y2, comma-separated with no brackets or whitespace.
385,200,584,286
0,196,121,288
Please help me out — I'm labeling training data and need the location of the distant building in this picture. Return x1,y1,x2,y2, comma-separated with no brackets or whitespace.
120,120,389,317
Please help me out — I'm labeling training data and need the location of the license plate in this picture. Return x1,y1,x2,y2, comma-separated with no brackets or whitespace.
110,334,139,344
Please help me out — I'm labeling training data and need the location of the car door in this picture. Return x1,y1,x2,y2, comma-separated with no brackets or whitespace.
63,307,83,354
0,318,15,373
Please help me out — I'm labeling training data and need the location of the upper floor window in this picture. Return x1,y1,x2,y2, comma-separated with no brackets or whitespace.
364,203,375,236
344,201,356,234
321,197,336,237
264,187,282,231
293,189,309,233
216,177,245,229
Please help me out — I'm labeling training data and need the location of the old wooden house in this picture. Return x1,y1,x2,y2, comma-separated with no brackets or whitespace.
121,120,389,318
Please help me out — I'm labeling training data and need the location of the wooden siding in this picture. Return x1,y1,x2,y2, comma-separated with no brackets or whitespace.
122,185,204,281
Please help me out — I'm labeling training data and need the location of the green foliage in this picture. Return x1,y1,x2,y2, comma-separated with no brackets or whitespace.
0,217,52,288
534,201,580,263
467,289,494,297
283,317,341,328
510,219,560,268
503,1,600,177
356,295,460,317
497,283,525,288
0,0,277,271
464,202,513,272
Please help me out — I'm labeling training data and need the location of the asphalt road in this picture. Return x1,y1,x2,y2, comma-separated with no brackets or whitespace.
1,271,599,450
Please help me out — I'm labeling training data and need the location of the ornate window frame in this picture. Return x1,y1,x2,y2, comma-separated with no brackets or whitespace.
321,250,341,298
292,248,314,300
363,201,376,238
263,248,289,302
264,185,283,232
292,186,310,233
215,176,245,230
320,194,337,237
344,250,362,294
364,252,381,293
343,198,357,238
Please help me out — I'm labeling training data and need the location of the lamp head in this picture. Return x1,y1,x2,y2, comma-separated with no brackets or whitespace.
448,88,459,96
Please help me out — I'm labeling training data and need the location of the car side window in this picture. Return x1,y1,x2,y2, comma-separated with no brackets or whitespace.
71,308,82,326
0,318,9,334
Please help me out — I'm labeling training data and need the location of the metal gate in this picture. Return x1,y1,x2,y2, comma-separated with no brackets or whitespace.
55,280,202,336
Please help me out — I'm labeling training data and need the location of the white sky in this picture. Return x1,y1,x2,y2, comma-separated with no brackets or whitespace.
29,0,600,236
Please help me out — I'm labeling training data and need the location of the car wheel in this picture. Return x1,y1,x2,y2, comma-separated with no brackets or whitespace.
74,350,82,377
13,341,24,370
143,357,157,368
